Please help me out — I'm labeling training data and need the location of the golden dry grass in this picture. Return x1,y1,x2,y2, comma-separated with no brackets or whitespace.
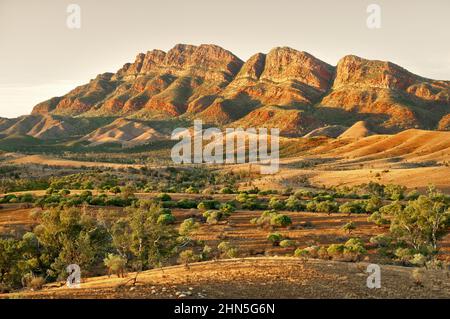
8,154,142,169
2,258,449,299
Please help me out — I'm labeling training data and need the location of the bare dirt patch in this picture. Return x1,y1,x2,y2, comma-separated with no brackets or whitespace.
3,258,449,299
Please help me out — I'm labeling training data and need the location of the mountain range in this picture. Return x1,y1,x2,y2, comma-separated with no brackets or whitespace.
1,44,449,147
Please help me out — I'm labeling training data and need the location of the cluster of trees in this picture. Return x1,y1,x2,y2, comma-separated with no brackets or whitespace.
0,178,50,194
331,182,421,201
0,165,242,196
368,187,450,266
250,210,292,228
235,193,268,210
295,238,367,262
142,167,243,195
2,190,136,209
0,193,35,204
266,233,295,247
0,202,201,292
265,193,382,215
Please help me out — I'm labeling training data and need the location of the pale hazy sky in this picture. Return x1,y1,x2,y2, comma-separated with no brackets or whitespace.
0,0,449,118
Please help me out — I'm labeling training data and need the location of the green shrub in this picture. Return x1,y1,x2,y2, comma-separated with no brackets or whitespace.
19,193,35,203
203,210,223,224
339,201,365,214
234,193,264,210
342,221,356,234
197,200,220,210
327,244,345,256
255,210,274,225
285,196,305,211
105,196,131,207
279,239,295,248
217,241,230,252
258,189,278,195
242,197,265,210
267,233,283,245
103,254,127,277
253,210,291,228
313,194,335,202
157,193,172,201
185,186,199,194
235,193,249,203
179,218,199,237
306,201,317,212
219,187,234,194
80,190,93,198
0,194,17,204
315,200,338,214
110,186,121,194
294,189,314,199
215,242,240,258
59,189,71,196
343,238,366,254
225,247,239,258
406,190,420,200
270,214,292,227
88,195,106,206
177,199,198,209
384,184,406,201
294,245,320,258
157,213,176,225
161,200,177,208
410,253,427,267
268,197,285,210
217,241,238,258
219,203,235,215
178,249,199,266
365,196,382,213
369,234,392,248
368,211,390,226
247,187,260,194
395,247,415,263
200,245,213,261
294,247,310,258
317,246,329,259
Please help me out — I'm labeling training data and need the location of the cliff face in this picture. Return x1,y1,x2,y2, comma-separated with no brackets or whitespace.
31,44,450,133
198,47,335,124
320,55,450,131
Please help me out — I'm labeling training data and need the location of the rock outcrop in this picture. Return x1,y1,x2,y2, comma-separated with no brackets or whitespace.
29,44,449,134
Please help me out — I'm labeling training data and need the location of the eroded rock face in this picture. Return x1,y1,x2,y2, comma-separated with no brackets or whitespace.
230,106,324,136
438,114,450,131
260,47,333,92
30,44,450,133
235,53,266,81
198,47,334,124
320,55,450,132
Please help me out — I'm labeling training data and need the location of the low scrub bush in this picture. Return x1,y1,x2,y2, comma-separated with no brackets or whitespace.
267,233,283,246
279,239,295,248
157,213,176,225
284,196,305,211
253,210,292,228
268,197,285,210
315,200,339,214
198,200,220,211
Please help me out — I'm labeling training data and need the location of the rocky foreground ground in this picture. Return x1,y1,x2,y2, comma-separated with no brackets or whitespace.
2,258,449,299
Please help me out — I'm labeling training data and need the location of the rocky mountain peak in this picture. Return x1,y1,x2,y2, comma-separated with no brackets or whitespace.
29,44,449,133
